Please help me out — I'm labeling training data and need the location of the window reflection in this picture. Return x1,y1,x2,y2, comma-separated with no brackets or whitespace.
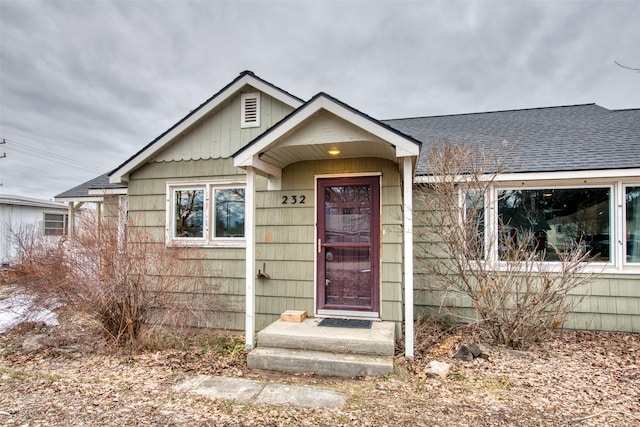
174,189,204,238
627,187,640,263
214,188,245,238
498,188,610,261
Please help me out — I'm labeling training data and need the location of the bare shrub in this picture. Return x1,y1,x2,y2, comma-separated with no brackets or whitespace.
415,139,593,349
7,203,223,350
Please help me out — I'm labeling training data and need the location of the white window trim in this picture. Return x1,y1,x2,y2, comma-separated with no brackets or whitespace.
241,92,260,128
623,182,640,267
168,185,208,243
43,212,68,236
166,180,246,248
465,180,640,274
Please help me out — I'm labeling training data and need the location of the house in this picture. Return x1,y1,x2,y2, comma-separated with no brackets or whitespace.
0,195,69,266
55,172,128,236
57,71,640,362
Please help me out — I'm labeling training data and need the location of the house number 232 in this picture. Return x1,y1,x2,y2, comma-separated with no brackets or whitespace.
281,195,306,205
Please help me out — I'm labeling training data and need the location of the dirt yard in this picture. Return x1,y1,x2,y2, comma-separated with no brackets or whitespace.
0,307,638,426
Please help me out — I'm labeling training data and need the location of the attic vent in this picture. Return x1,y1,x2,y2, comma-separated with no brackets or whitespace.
241,92,260,128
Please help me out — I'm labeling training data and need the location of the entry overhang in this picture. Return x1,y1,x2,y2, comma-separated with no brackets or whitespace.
233,92,421,176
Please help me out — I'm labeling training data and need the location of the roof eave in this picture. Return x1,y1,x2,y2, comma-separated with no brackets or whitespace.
414,167,640,184
234,93,420,173
110,72,304,185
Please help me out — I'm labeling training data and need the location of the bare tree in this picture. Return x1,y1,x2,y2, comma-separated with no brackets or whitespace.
7,203,225,350
414,139,593,349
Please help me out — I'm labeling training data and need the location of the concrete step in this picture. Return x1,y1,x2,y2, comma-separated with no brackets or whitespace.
247,347,394,377
256,319,396,357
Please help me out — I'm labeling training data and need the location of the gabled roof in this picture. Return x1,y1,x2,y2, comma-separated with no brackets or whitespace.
384,104,640,176
233,92,421,176
55,172,127,202
109,71,304,184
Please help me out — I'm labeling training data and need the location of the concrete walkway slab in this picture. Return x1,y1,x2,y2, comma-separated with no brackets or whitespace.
177,376,264,403
175,375,347,408
256,383,347,408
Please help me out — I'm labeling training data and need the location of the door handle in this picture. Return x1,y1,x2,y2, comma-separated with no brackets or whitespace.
318,238,322,253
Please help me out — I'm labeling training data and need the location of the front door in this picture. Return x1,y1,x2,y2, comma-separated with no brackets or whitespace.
317,176,380,315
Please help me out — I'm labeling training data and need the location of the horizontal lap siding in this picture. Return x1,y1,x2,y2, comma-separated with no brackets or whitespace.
412,188,640,332
566,275,640,332
128,160,255,331
255,177,314,330
124,92,295,333
254,158,404,330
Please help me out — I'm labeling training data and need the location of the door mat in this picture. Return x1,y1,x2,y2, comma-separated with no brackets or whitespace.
317,318,372,329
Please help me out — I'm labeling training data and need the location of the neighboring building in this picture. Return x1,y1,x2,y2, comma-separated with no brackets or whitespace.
0,195,69,265
58,71,640,358
55,172,128,236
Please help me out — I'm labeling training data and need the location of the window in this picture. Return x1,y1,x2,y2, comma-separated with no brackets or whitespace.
214,188,245,238
241,93,260,128
44,213,68,236
458,182,640,270
174,188,204,238
169,183,245,246
626,186,640,263
463,188,486,260
497,188,610,262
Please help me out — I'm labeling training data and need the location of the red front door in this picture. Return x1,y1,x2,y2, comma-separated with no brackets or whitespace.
317,176,380,314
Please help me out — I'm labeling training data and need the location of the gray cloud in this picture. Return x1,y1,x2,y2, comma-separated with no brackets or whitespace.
1,0,638,200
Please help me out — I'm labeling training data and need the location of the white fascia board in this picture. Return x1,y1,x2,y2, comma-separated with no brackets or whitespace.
111,75,303,184
414,168,640,184
55,196,104,203
245,154,282,178
234,95,419,168
234,99,321,167
320,99,420,157
492,168,640,182
87,188,128,196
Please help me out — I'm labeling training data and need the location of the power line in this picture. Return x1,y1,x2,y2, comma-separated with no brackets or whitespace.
1,136,104,173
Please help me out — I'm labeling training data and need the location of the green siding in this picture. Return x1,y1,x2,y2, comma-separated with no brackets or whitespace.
256,158,404,329
128,154,405,333
151,94,295,162
412,187,640,333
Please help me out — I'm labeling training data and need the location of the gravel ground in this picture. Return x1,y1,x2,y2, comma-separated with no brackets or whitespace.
0,308,638,427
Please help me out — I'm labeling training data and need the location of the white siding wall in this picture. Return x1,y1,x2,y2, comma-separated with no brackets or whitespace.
0,204,67,265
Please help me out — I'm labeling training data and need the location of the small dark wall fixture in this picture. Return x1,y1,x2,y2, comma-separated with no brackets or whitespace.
257,263,270,279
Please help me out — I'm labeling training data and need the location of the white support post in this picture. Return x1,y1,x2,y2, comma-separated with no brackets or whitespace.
96,202,102,239
403,156,415,359
68,202,75,237
245,167,256,350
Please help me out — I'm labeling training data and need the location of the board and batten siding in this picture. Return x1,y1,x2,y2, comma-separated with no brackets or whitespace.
411,187,640,333
152,92,294,163
253,158,405,332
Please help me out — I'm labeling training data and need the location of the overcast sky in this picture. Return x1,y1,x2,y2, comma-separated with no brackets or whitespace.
0,0,638,201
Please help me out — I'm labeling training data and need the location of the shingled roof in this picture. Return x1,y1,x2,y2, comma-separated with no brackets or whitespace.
55,172,127,200
383,104,640,176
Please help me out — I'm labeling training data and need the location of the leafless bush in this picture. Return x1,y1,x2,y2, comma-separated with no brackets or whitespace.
415,139,593,349
7,204,223,350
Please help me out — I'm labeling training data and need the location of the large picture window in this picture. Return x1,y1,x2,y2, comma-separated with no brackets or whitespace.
458,181,640,270
497,188,610,262
169,182,245,246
